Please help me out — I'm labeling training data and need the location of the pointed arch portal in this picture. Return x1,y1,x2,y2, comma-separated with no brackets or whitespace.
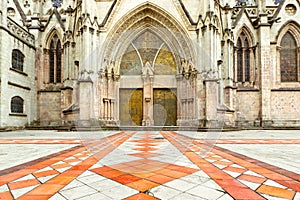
99,3,196,126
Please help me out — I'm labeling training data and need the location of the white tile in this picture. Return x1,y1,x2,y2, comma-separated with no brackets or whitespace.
164,179,198,192
239,180,260,190
293,192,300,200
11,185,39,199
69,161,81,165
187,185,224,199
264,180,286,189
243,170,265,178
60,185,97,199
192,170,210,178
56,166,72,173
89,179,121,192
101,185,138,199
201,180,224,191
77,170,97,178
77,174,106,184
172,192,205,200
38,174,57,183
151,185,182,200
214,164,227,169
13,174,35,182
89,163,104,170
61,179,85,191
230,164,245,169
53,161,66,165
0,184,9,192
217,194,234,200
181,174,210,184
35,166,53,173
223,170,241,178
49,193,67,200
76,192,112,200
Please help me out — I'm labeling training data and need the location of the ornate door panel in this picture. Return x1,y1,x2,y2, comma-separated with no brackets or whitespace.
153,89,177,126
119,89,143,126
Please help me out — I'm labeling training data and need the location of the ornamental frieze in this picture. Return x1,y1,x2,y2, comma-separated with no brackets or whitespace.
7,18,35,46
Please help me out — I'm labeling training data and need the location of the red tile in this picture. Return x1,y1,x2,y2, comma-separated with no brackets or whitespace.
123,193,159,200
47,176,76,184
257,185,295,199
0,192,13,200
90,166,112,174
33,170,58,178
238,174,266,184
156,169,187,178
112,174,141,184
99,169,126,178
8,179,40,190
167,165,198,174
146,174,174,184
276,180,300,192
223,166,247,173
225,187,265,199
17,195,52,200
126,179,159,192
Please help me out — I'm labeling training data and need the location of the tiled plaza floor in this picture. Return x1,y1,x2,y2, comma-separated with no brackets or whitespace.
0,130,299,199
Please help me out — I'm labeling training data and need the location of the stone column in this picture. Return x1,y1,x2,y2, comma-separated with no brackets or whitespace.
204,79,219,128
142,76,154,126
78,79,93,126
258,13,272,126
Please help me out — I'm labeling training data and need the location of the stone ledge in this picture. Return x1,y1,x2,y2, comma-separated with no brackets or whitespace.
10,68,28,76
9,113,27,117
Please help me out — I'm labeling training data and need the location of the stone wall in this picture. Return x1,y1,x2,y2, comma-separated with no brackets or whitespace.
236,91,260,126
271,91,300,126
0,25,36,127
38,91,61,126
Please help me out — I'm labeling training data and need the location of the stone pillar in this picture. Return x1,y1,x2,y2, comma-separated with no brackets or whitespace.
142,76,154,126
258,13,272,126
204,79,219,128
78,79,93,126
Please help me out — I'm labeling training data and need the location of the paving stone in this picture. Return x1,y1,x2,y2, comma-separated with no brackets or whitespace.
0,131,299,199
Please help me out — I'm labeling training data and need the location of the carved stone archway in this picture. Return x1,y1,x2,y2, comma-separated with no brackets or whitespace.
98,3,197,126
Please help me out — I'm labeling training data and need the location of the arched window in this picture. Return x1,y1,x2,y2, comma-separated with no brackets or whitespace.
12,50,24,71
236,32,251,82
49,34,62,83
11,96,24,113
280,32,297,82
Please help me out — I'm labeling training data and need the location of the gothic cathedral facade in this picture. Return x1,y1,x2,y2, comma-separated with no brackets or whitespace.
1,0,300,128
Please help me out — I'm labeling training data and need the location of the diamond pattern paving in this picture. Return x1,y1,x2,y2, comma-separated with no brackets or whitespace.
0,131,299,199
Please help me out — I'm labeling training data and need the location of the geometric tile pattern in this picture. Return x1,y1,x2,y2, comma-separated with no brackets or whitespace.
0,131,299,199
162,131,300,200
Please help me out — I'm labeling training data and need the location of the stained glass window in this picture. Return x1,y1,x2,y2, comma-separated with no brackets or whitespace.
11,96,24,113
237,38,243,82
280,32,297,82
244,38,250,82
49,34,62,83
12,50,24,71
236,32,251,82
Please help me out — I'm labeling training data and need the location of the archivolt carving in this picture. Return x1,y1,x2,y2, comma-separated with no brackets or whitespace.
101,4,195,75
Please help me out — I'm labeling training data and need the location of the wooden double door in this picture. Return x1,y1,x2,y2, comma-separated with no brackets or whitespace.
119,88,177,126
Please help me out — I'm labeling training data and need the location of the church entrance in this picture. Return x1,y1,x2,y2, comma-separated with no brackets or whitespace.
119,89,143,126
98,7,198,128
153,89,177,126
